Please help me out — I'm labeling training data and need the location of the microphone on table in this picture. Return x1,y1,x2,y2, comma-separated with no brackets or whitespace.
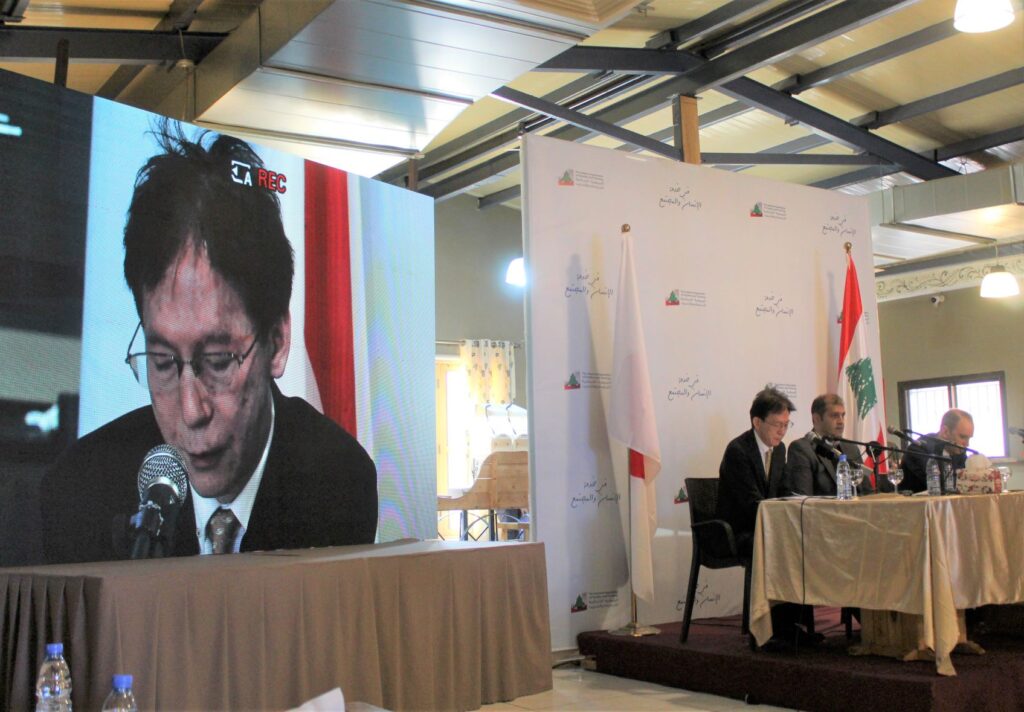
886,425,913,441
810,431,843,458
129,444,190,560
1009,427,1024,438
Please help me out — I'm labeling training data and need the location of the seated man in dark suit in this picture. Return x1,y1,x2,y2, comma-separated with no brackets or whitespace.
42,121,378,564
901,409,974,493
717,387,818,650
783,393,867,497
716,387,792,559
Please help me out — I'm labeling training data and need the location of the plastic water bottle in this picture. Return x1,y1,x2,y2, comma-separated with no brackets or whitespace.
926,458,942,496
101,674,138,712
35,642,72,712
836,455,853,500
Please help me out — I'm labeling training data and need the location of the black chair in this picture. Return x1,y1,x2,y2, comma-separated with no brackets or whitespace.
680,477,751,643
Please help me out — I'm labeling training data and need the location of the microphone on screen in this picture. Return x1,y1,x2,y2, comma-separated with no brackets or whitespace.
129,444,190,560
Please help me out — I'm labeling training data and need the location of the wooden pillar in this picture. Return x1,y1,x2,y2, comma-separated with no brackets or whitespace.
671,95,701,165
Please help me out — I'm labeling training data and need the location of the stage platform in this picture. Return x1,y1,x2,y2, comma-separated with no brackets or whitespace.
577,608,1024,712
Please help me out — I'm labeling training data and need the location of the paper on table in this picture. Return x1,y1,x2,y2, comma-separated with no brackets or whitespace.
289,687,345,711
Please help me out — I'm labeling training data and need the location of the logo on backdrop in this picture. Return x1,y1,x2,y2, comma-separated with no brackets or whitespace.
664,289,706,307
658,184,703,211
230,159,287,193
676,582,721,612
754,294,794,318
556,168,605,190
570,477,621,509
572,590,618,613
674,483,689,504
667,375,712,402
822,214,857,239
564,371,611,390
565,271,614,300
749,201,787,220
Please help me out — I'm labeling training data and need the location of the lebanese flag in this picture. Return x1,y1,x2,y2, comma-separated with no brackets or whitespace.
837,250,886,484
609,233,662,603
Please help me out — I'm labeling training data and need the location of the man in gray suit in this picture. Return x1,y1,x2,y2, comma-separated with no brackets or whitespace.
782,393,867,497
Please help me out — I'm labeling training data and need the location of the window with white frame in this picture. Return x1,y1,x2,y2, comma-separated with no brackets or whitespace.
898,372,1008,458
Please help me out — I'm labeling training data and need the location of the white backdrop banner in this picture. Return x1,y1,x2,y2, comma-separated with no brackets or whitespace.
522,134,882,651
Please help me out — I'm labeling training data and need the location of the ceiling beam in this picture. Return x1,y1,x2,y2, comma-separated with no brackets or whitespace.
692,0,838,58
777,19,956,94
857,67,1024,129
811,124,1024,189
491,86,678,159
478,185,522,210
645,0,777,50
0,26,223,64
704,153,892,165
716,76,956,180
541,1,917,91
375,73,635,184
99,1,214,99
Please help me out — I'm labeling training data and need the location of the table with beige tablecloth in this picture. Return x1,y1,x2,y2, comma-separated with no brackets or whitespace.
750,492,1024,675
0,539,552,710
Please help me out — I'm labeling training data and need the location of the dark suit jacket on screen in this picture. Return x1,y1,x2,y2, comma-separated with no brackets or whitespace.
715,428,786,545
781,433,863,497
41,384,378,564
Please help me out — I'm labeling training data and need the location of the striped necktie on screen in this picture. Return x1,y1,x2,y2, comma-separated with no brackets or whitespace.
207,509,239,555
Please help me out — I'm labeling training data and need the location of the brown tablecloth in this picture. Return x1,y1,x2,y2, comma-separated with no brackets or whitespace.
0,540,552,710
750,493,1024,675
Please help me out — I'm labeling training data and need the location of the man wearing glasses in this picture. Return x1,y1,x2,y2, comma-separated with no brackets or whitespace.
41,123,378,564
715,387,815,650
715,387,793,559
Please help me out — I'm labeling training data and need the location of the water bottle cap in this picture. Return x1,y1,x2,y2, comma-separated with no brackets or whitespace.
112,674,133,689
839,454,847,461
45,643,63,656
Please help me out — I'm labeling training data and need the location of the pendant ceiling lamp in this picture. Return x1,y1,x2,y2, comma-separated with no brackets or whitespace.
954,0,1015,33
980,244,1020,298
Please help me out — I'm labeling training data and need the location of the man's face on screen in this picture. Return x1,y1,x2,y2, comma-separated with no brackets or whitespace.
141,242,290,503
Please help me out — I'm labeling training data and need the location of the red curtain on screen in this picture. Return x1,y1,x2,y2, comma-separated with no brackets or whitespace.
304,161,357,435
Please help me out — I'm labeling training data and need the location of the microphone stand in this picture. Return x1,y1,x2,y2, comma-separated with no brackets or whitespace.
885,431,956,495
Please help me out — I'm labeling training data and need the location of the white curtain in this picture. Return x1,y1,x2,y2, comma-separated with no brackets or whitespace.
459,339,516,405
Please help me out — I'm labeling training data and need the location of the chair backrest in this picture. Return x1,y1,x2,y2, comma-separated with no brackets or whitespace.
483,451,529,510
684,477,719,526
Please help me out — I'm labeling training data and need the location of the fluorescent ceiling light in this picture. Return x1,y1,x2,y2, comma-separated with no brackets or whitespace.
954,0,1015,32
505,257,526,287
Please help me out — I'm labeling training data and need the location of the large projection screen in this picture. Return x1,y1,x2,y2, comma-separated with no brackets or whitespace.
0,69,436,566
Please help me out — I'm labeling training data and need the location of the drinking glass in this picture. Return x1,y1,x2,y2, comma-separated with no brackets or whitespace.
998,466,1011,493
850,464,864,495
888,466,904,492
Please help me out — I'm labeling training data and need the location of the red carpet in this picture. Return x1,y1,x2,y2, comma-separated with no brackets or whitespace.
577,608,1024,711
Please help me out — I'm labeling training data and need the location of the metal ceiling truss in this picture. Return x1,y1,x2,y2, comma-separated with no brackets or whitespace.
0,25,223,64
381,0,1024,208
812,124,1024,190
99,0,207,99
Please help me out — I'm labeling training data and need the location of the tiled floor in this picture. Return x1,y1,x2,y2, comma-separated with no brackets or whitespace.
481,666,795,711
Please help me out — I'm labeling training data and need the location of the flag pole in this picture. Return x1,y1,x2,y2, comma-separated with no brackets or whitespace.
609,223,659,638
